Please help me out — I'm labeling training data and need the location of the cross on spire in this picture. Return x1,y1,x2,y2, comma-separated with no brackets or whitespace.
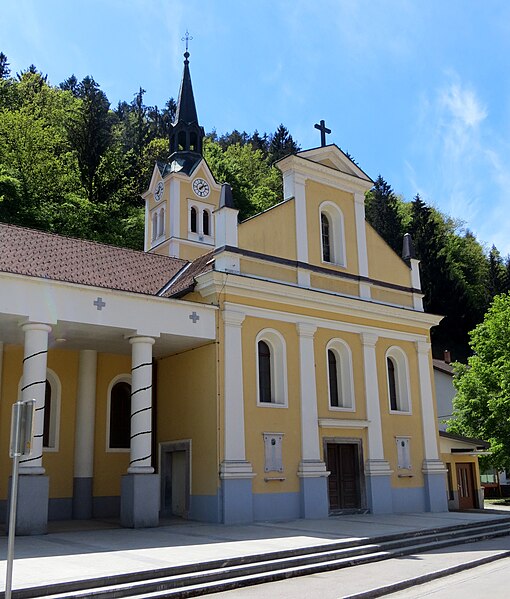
181,30,193,53
314,119,331,147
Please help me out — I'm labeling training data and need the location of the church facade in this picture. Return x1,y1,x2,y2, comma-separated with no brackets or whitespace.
0,51,448,534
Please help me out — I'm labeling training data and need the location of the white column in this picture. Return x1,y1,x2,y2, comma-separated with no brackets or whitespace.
128,336,155,474
416,341,443,466
296,323,326,473
354,192,371,300
220,309,253,477
19,322,51,474
361,332,392,474
74,350,97,478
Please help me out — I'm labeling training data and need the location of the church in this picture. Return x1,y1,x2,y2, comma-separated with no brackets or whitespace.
0,49,448,534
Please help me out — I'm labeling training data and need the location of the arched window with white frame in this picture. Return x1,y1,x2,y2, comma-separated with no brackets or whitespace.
190,206,198,233
386,346,411,413
158,206,165,238
319,201,346,266
152,212,158,241
256,329,288,407
326,339,355,410
107,374,132,450
203,209,210,236
18,368,61,451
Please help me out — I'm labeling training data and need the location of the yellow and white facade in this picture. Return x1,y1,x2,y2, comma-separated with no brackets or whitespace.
0,52,449,533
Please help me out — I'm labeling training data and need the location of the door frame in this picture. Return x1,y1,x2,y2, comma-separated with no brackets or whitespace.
323,437,367,512
159,439,192,519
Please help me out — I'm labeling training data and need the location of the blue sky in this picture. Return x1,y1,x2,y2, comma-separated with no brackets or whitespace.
2,0,510,254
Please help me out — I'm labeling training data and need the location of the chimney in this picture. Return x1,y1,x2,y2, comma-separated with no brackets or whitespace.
444,350,451,364
214,183,240,273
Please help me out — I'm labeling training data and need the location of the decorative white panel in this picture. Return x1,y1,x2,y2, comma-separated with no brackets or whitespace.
263,433,284,473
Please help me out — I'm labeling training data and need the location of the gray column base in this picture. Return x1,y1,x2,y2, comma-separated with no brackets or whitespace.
73,477,93,520
221,478,253,524
366,474,393,514
299,477,329,518
423,471,448,512
8,475,49,535
121,474,159,528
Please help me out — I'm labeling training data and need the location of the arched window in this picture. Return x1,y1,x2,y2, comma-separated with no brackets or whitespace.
190,131,197,152
203,209,210,236
109,379,131,449
43,380,52,447
386,347,411,413
178,131,186,151
328,350,339,407
321,213,331,263
319,202,346,266
190,206,197,233
387,357,398,411
152,212,158,241
256,330,288,407
158,207,165,238
326,339,355,410
258,341,272,403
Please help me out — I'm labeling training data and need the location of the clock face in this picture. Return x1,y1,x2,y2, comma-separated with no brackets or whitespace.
154,181,164,201
192,178,210,198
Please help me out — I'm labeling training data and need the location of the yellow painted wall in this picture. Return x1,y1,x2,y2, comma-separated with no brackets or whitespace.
366,224,412,287
240,259,297,284
371,286,414,308
178,243,214,262
238,200,297,261
157,342,218,495
93,353,131,498
306,180,359,275
241,317,301,494
310,274,359,297
377,338,425,488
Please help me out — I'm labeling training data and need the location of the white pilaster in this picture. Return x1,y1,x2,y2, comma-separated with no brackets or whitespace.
128,336,155,474
410,258,424,311
354,193,371,300
288,172,311,287
215,205,240,273
74,350,97,478
416,341,444,469
296,323,327,477
221,309,253,478
361,332,392,474
19,323,51,474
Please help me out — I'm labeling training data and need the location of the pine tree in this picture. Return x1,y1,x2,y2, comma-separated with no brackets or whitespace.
0,52,10,79
268,124,300,163
487,245,509,298
364,175,404,253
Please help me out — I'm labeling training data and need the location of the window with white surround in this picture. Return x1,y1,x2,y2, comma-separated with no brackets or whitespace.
326,339,355,410
386,346,411,413
188,199,214,241
396,436,411,469
18,368,61,451
256,329,288,407
151,206,165,245
319,201,346,266
107,374,131,451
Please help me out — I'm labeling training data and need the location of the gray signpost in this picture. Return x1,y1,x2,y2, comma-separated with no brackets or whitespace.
5,399,36,599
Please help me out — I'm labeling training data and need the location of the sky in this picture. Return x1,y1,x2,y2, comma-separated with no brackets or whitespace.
2,0,510,253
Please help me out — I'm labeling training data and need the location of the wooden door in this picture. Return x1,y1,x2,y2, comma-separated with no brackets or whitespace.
327,443,361,510
456,462,476,509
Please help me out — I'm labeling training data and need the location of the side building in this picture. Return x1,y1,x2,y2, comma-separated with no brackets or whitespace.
0,50,448,533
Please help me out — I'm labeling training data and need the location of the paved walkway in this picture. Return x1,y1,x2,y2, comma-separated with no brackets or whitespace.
0,509,509,593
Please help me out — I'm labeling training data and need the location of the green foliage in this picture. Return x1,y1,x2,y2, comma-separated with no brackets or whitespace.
364,175,404,253
204,138,282,220
449,293,510,468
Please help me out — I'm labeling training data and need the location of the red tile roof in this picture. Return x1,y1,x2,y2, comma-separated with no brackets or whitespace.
0,222,189,295
163,250,214,297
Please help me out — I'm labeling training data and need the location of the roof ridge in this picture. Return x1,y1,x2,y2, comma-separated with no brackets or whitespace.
0,221,187,264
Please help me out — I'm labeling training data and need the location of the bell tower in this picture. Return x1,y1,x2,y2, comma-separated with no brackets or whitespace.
169,49,205,156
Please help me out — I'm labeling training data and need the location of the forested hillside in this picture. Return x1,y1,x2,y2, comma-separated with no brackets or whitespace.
1,52,508,361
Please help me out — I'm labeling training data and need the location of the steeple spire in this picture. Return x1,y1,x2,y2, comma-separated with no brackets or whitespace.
169,40,205,156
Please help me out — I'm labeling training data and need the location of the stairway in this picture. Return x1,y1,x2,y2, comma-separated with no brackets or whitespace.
5,517,510,599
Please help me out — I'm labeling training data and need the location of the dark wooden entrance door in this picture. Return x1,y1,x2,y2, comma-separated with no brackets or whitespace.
456,462,476,509
327,443,361,510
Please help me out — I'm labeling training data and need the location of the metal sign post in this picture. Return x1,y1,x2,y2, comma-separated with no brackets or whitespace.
5,399,35,599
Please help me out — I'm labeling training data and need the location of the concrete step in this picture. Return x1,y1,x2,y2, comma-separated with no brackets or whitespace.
6,517,510,599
